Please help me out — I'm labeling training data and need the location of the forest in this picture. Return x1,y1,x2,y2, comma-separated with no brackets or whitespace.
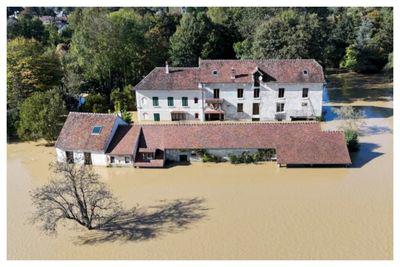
7,7,393,141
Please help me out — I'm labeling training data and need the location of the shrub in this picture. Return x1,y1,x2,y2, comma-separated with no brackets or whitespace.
344,129,360,152
202,152,224,163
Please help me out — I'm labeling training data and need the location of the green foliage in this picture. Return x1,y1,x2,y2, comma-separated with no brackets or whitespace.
67,7,167,96
201,152,225,163
251,9,323,60
344,129,360,152
120,111,132,123
7,37,63,109
7,16,48,43
110,85,136,111
229,149,276,164
7,108,20,140
80,94,109,113
17,90,67,142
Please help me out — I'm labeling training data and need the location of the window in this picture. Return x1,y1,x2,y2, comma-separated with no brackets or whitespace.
92,126,102,135
237,88,244,98
194,97,198,104
252,103,260,115
154,113,160,121
303,69,308,75
237,103,243,112
84,152,92,165
66,151,74,163
152,97,159,106
276,103,285,113
110,156,115,164
212,70,218,76
182,97,188,106
278,88,285,98
302,88,309,98
254,72,260,87
168,97,174,106
171,113,186,121
125,157,131,164
254,88,260,98
195,113,199,119
252,118,260,121
213,89,220,99
301,102,308,107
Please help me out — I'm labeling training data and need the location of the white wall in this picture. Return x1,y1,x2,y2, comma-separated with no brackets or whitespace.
108,155,133,166
91,152,108,166
136,89,204,122
56,148,66,162
202,82,323,121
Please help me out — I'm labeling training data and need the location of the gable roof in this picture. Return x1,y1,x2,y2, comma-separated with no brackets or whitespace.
133,59,325,91
134,67,199,91
134,122,351,165
199,59,325,84
55,112,120,152
106,125,141,155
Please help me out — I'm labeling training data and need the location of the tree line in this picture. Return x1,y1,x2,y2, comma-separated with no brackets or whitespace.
7,7,393,142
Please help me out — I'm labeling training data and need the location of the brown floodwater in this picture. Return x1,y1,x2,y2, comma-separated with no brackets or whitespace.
7,73,393,259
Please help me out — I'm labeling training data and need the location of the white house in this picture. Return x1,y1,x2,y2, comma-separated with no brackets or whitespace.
134,59,325,122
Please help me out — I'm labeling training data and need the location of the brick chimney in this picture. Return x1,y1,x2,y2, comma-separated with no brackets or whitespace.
230,67,235,80
165,61,169,74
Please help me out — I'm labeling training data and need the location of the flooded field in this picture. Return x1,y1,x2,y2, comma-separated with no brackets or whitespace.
7,72,393,259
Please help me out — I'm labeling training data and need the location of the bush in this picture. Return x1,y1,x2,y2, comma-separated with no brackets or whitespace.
345,129,360,152
80,93,109,113
17,90,67,142
229,149,276,164
202,152,224,163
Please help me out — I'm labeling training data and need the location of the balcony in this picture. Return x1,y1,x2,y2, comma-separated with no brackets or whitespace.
205,98,224,104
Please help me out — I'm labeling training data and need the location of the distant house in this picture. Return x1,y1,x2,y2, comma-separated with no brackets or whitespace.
55,112,351,168
134,59,325,122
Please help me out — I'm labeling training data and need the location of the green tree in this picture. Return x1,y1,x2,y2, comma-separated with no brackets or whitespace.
7,16,48,43
17,90,67,142
7,37,63,109
251,9,323,60
80,94,109,113
169,12,212,66
110,85,135,112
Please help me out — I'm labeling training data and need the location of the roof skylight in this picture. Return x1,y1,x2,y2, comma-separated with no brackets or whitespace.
92,126,103,135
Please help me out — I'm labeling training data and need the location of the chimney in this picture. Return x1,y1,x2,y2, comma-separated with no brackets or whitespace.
165,61,169,74
230,67,235,80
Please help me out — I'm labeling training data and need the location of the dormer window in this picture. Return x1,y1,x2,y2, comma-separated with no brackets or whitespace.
92,126,103,135
212,70,218,76
303,69,309,75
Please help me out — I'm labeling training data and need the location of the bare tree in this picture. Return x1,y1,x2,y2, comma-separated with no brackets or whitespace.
30,162,122,233
333,106,366,131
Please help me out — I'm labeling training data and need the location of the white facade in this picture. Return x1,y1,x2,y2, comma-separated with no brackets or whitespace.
56,116,127,166
136,83,323,122
136,89,204,121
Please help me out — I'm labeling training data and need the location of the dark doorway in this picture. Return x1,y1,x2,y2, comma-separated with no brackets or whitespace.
84,152,92,165
179,154,188,162
66,151,74,163
205,113,224,121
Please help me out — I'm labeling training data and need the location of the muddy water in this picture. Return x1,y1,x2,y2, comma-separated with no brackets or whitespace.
7,73,393,259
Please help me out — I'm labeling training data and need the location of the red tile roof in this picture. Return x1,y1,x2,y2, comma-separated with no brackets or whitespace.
134,59,325,91
134,67,199,90
106,125,141,155
56,112,121,152
199,59,325,84
135,122,351,165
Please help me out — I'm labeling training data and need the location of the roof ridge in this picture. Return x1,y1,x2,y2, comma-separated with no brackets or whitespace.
136,121,319,127
69,111,116,116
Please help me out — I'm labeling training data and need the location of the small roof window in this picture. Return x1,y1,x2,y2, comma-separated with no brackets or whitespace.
92,126,103,135
303,69,309,75
212,70,218,76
